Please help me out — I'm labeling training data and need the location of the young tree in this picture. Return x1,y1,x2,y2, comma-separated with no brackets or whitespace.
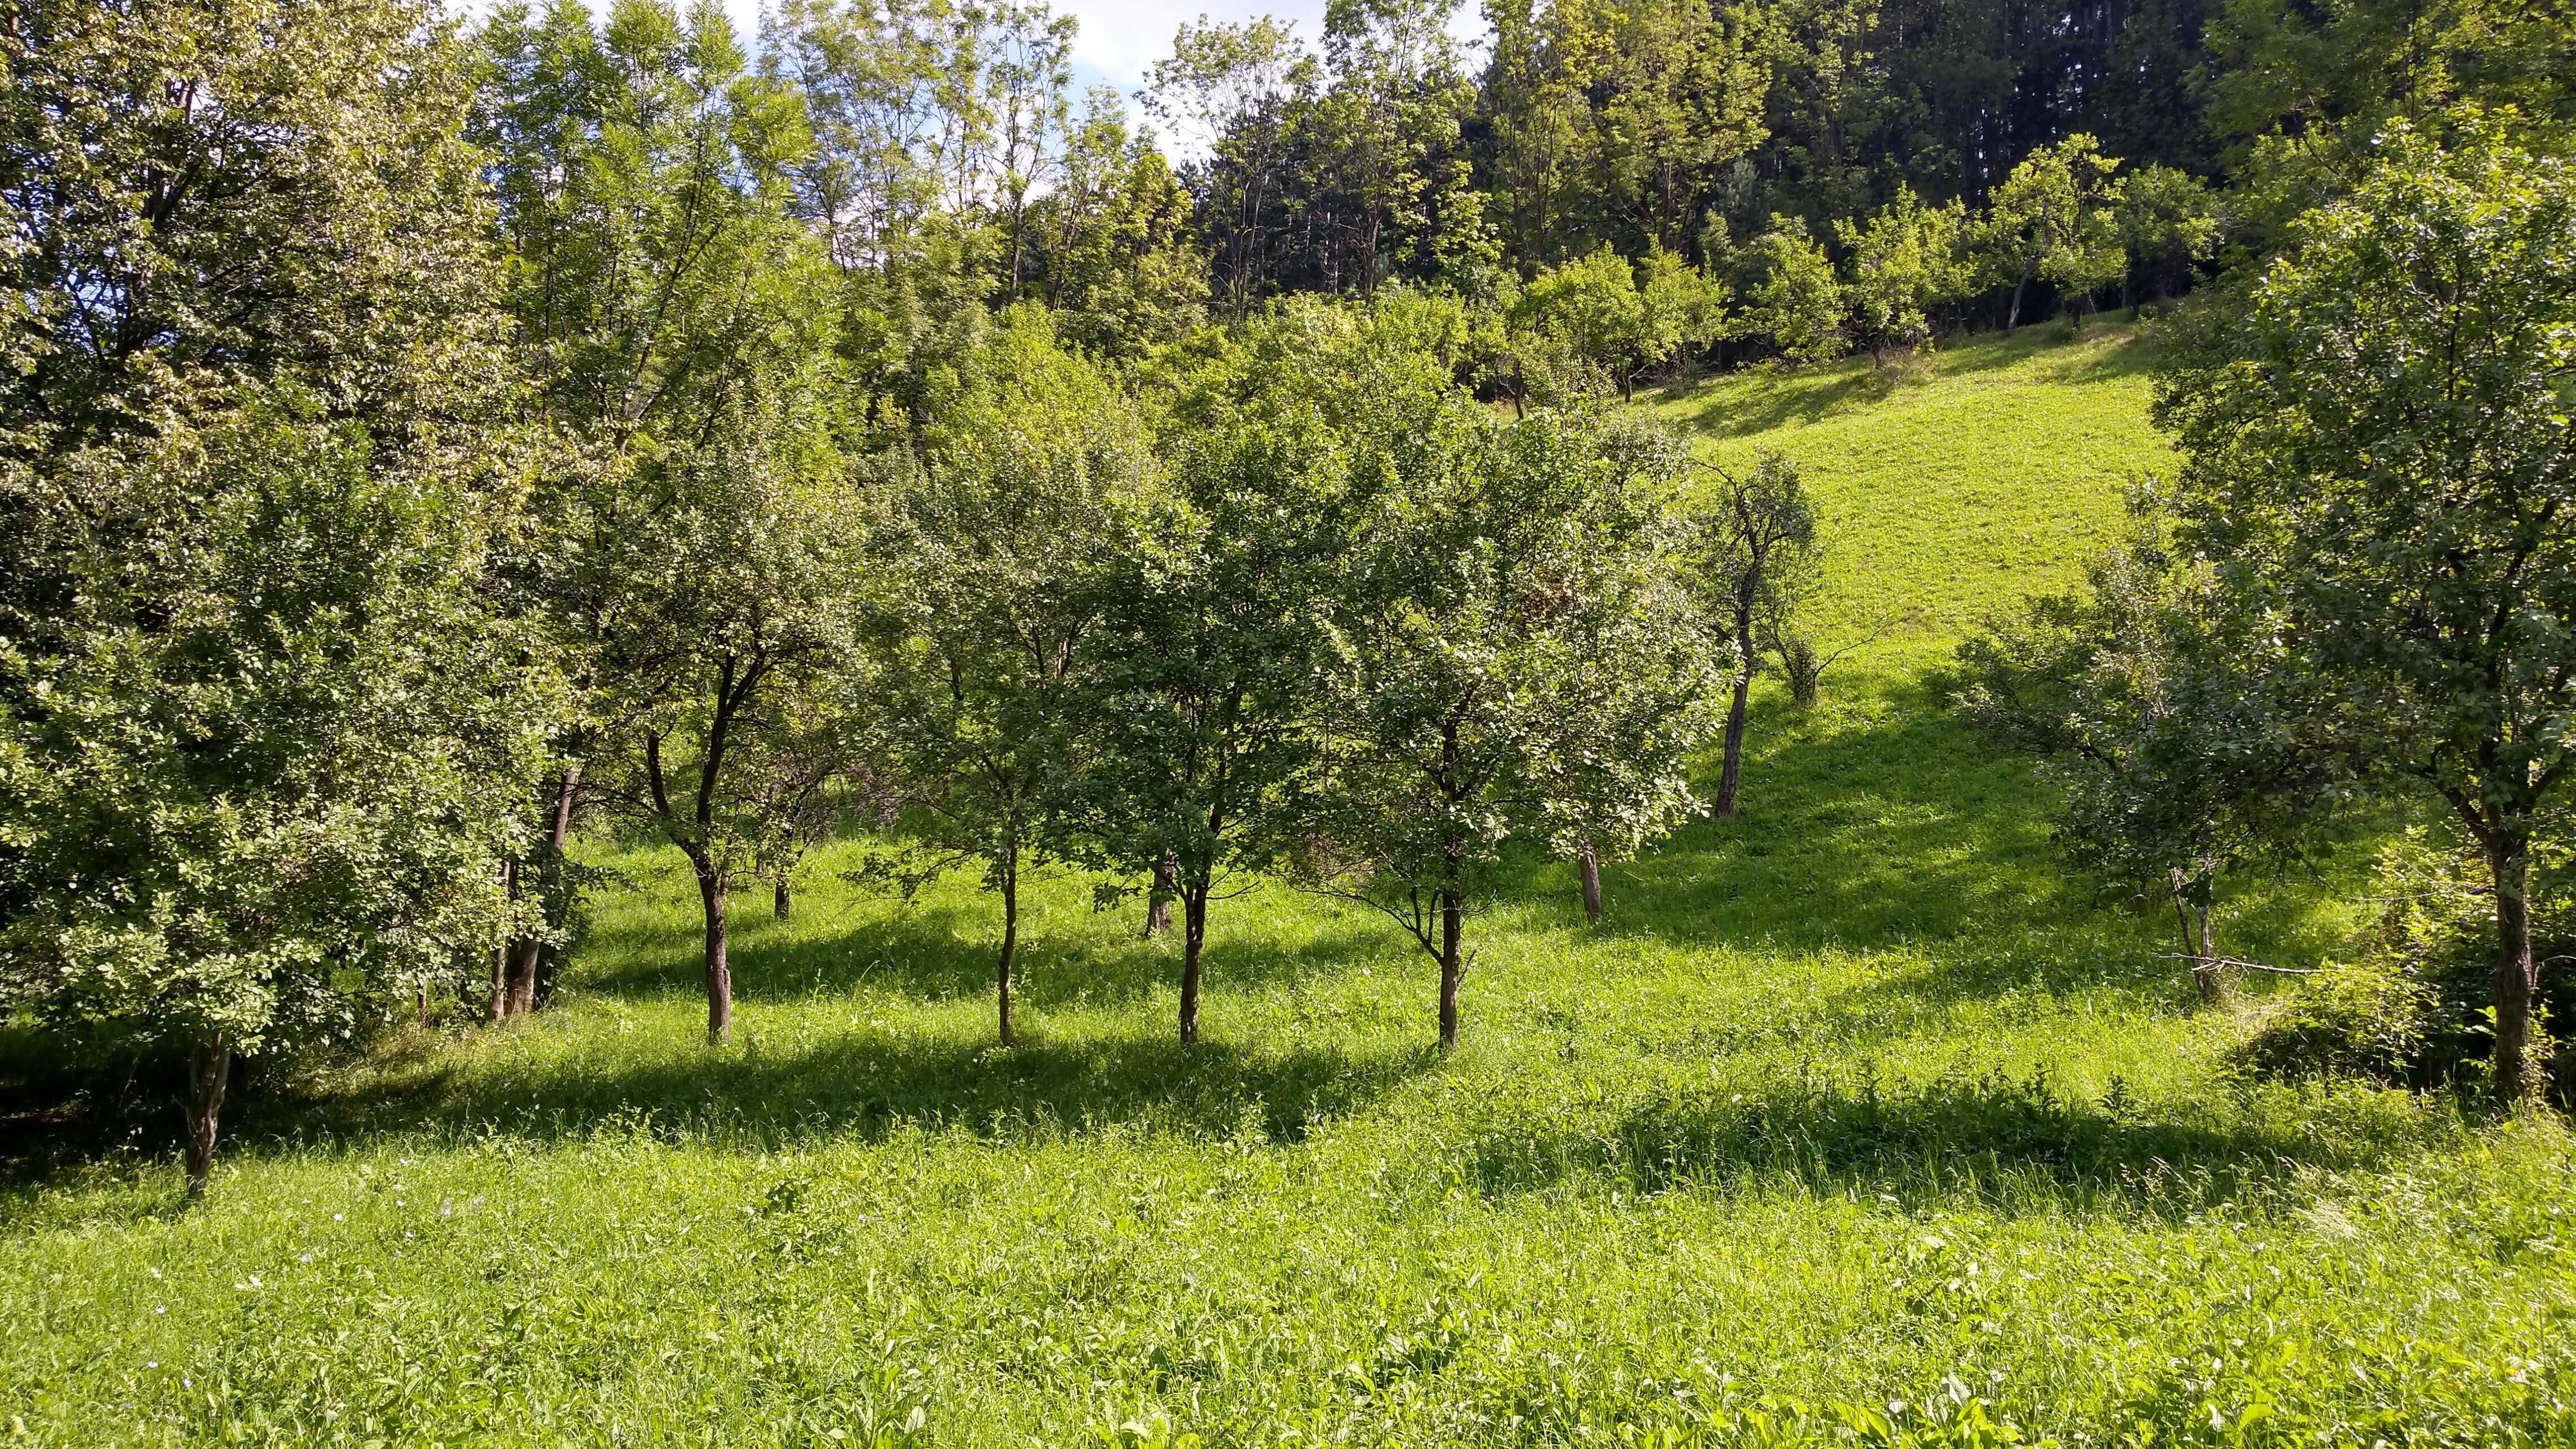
1689,451,1821,819
1743,217,1846,366
480,0,866,1042
2157,119,2576,1102
0,0,557,1195
870,314,1159,1046
1510,247,1725,399
1146,16,1305,316
1527,426,1725,920
1301,396,1716,1047
1982,134,2125,330
2116,164,2222,313
1025,88,1209,357
1956,536,2340,1000
1078,310,1413,1043
1835,184,1972,365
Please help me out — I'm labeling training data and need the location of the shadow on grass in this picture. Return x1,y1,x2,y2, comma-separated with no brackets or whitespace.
1678,365,1900,437
1486,683,2155,1003
571,896,1390,1013
274,1027,1438,1153
1463,1067,2409,1212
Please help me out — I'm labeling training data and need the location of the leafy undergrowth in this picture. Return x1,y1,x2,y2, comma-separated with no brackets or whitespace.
7,325,2574,1447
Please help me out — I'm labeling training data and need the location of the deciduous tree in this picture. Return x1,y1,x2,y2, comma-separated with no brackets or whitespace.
2157,119,2576,1101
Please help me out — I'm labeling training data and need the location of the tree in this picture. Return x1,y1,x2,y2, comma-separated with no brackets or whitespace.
2116,164,2222,313
1982,134,2125,330
480,0,865,1043
1690,451,1821,819
1835,184,1971,365
1301,395,1715,1047
1078,307,1416,1043
986,1,1076,298
2157,119,2576,1102
1743,216,1845,366
1147,16,1305,315
1025,88,1209,357
1956,535,2340,1000
869,313,1158,1046
0,0,557,1196
1525,426,1724,920
1509,246,1725,399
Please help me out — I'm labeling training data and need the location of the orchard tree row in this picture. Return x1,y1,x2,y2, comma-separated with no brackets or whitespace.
0,0,1833,1196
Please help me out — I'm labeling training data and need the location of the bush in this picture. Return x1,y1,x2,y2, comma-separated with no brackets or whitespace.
2239,958,2434,1084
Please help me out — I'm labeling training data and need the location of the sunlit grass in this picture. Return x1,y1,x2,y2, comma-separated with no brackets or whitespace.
7,324,2574,1447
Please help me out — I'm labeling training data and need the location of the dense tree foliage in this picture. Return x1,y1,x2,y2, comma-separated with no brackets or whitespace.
2157,119,2576,1103
1956,533,2342,999
0,0,561,1192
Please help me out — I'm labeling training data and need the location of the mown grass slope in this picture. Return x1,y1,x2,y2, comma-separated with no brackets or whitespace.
7,325,2573,1447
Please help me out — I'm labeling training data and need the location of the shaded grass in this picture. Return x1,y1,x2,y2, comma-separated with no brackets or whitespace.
6,324,2574,1447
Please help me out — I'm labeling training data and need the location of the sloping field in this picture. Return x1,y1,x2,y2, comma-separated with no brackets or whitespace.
7,327,2573,1446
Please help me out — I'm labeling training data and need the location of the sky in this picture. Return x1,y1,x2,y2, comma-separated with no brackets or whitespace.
1051,0,1332,102
493,0,1481,115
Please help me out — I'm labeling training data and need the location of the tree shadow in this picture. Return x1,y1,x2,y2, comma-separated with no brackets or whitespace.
1497,686,2120,982
270,1026,1439,1155
1461,1067,2418,1214
571,897,1390,1013
1674,366,1900,438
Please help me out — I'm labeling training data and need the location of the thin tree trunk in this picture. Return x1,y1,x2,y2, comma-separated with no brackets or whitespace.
996,857,1018,1047
773,871,792,922
697,862,732,1043
2185,901,2221,1002
2486,830,2537,1106
506,763,578,1018
1178,874,1209,1045
1578,841,1603,923
490,855,518,1023
1714,628,1754,817
182,1031,229,1204
1438,871,1465,1050
2007,256,2033,330
488,913,511,1026
1144,849,1176,939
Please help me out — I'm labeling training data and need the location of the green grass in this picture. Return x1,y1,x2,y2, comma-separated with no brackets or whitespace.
8,324,2575,1447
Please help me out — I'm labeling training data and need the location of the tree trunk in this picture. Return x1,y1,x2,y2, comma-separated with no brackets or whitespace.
489,856,517,1023
1578,841,1603,923
773,872,793,922
2007,256,2033,330
996,860,1018,1048
1178,874,1209,1045
2191,903,2222,1002
2486,831,2538,1106
488,931,511,1026
1714,638,1753,818
1144,849,1176,939
697,862,732,1043
506,762,580,1019
1438,875,1465,1050
182,1031,229,1204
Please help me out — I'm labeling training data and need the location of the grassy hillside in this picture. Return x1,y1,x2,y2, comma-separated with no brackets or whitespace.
7,327,2574,1447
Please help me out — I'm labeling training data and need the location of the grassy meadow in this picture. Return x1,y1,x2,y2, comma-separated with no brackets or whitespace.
6,323,2574,1446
